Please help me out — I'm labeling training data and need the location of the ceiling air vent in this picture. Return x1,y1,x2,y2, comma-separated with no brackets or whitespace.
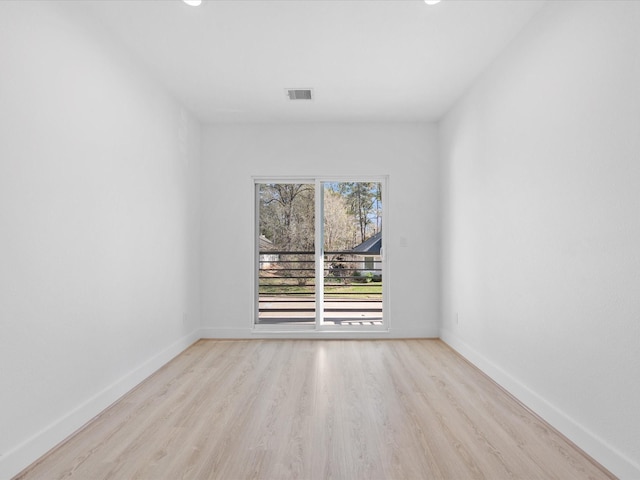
286,88,313,100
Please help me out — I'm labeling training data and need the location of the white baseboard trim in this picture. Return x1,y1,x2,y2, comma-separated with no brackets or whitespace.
1,329,202,480
200,326,438,339
440,328,640,480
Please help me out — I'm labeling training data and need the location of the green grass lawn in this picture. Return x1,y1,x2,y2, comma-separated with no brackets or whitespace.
259,280,381,298
325,284,381,297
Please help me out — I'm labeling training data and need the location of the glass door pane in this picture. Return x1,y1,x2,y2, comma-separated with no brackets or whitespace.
322,182,383,326
256,183,316,325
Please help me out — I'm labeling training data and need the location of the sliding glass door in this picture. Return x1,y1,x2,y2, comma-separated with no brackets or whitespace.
255,177,386,330
256,182,316,325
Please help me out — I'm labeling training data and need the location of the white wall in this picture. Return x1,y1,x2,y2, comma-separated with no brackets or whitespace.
440,1,640,477
0,2,201,477
202,123,439,338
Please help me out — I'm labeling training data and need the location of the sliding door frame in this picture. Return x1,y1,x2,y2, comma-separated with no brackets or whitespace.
253,175,389,334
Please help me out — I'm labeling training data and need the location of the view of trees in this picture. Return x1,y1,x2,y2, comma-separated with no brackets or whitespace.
258,182,382,252
259,183,315,252
328,182,381,245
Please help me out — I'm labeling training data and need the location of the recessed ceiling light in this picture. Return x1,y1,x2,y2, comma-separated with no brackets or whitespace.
183,0,202,6
424,0,441,5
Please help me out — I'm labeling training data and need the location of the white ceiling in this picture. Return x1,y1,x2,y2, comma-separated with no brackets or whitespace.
73,0,546,123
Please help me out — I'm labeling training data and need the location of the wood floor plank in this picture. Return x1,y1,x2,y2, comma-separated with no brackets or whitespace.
15,339,616,480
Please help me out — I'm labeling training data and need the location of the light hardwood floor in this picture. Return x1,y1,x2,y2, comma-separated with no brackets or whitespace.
16,339,615,480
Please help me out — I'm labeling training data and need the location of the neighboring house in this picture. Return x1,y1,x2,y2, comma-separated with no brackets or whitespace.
258,235,279,269
350,231,382,276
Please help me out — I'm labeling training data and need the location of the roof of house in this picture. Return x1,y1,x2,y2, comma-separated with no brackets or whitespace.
259,235,277,251
351,232,382,255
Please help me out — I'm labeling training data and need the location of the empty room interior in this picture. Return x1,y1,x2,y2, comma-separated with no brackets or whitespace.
1,0,639,478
